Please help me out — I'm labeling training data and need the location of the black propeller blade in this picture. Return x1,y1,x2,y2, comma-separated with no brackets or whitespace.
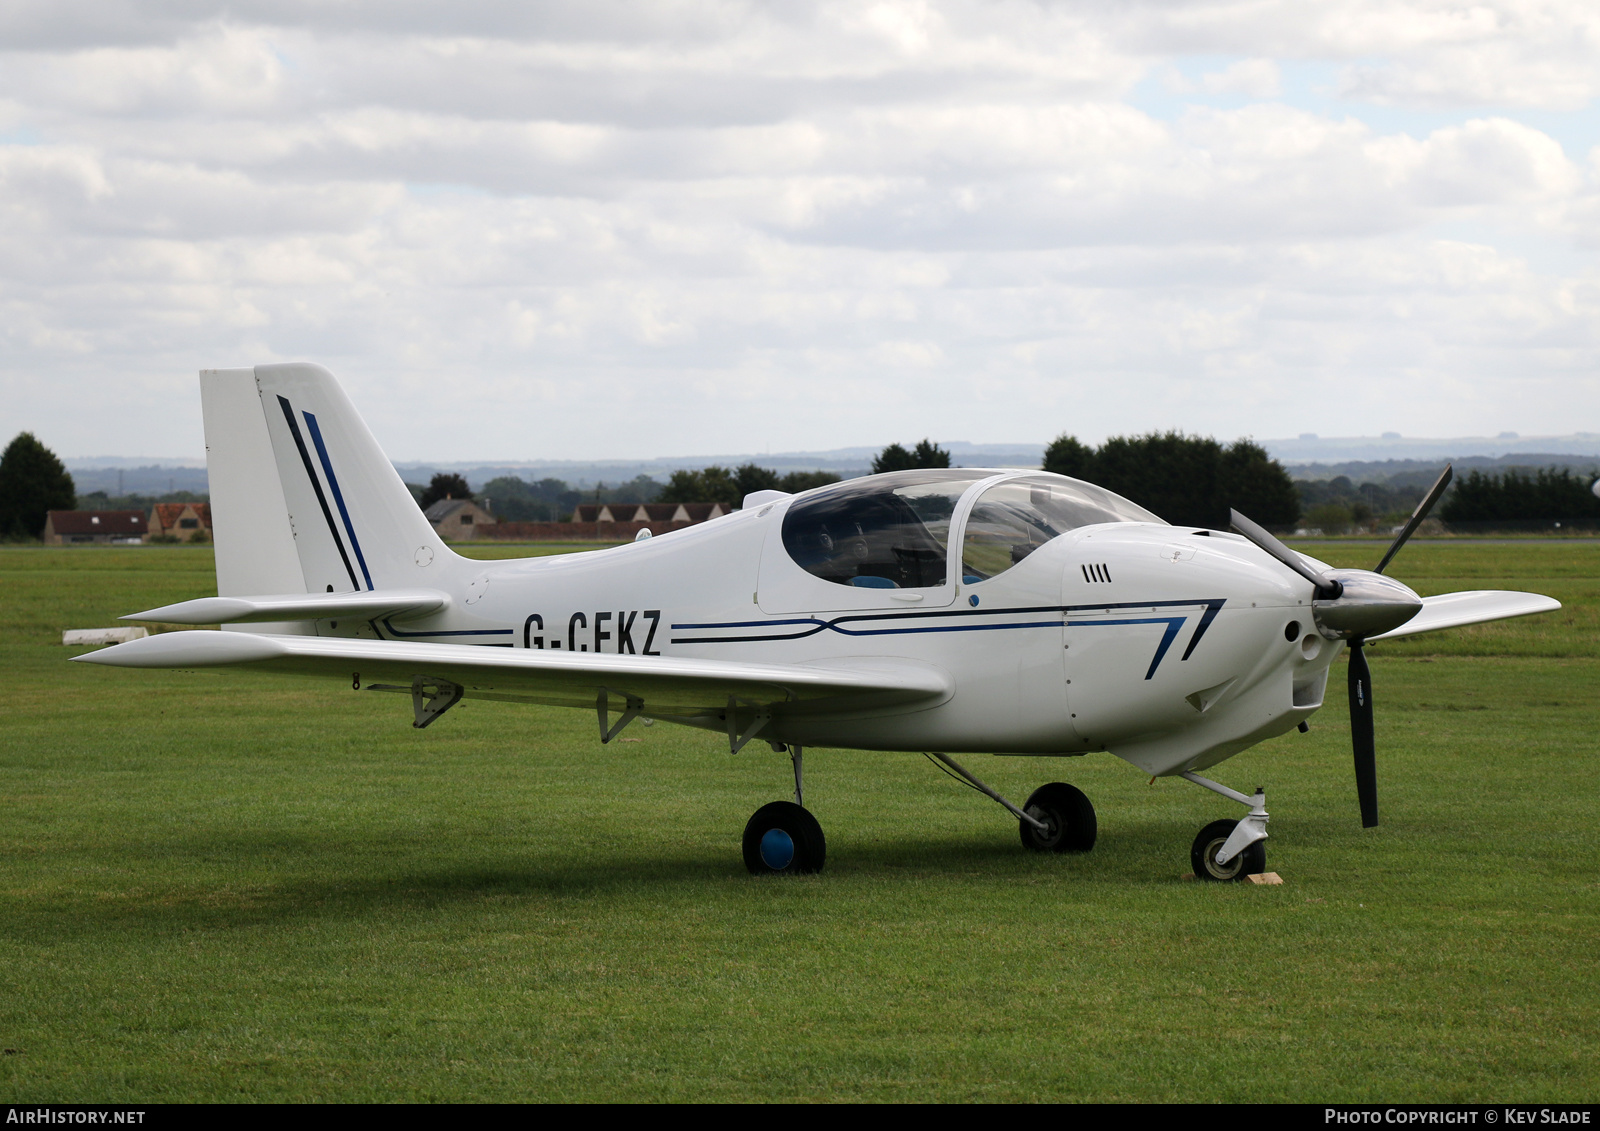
1232,463,1455,830
1348,638,1378,827
1374,464,1452,575
1350,463,1451,827
1229,508,1342,598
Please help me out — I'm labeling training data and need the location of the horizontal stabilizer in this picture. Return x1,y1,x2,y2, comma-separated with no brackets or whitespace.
122,589,449,625
71,631,951,715
1368,590,1560,641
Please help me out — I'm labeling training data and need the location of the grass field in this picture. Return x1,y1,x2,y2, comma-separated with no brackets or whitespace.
0,541,1595,1102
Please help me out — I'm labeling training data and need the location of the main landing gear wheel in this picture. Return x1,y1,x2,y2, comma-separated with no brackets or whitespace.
1019,782,1097,853
1191,818,1266,882
742,801,827,875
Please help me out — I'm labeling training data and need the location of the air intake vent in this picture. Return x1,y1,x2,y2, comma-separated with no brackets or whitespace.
1081,563,1112,583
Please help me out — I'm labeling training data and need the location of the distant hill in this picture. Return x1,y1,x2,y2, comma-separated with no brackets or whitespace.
1285,453,1600,487
63,462,210,496
1265,433,1600,464
60,435,1600,496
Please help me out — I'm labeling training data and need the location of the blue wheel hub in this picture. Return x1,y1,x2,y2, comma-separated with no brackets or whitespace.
759,828,796,870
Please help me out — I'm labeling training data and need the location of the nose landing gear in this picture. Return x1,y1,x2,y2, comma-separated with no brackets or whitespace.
1181,772,1269,882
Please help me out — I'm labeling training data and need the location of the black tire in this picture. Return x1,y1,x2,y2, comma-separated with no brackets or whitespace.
1018,782,1097,853
1190,818,1266,882
742,801,826,875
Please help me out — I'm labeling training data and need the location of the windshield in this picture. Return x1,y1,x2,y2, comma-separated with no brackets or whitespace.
961,475,1163,582
782,471,988,589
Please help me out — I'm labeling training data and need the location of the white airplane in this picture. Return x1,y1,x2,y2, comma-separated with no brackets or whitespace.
79,364,1561,880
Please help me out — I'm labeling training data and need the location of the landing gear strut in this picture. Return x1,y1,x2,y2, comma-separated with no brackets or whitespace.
926,754,1097,854
743,745,826,875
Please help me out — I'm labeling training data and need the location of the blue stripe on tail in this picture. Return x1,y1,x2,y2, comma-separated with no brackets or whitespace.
303,410,374,591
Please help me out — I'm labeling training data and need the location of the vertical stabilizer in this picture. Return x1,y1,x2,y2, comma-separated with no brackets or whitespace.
201,368,308,633
249,363,455,594
199,364,458,635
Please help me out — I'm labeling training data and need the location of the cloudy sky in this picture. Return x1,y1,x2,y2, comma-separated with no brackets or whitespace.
2,0,1596,462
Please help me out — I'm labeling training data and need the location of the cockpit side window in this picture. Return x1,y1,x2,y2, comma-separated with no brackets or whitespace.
782,472,986,589
961,476,1164,583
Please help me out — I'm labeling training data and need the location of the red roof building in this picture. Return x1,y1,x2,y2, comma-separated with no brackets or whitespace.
573,502,727,524
149,502,211,542
43,510,147,544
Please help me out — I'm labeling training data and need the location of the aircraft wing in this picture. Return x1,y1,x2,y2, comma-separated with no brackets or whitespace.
1368,590,1561,641
71,630,951,716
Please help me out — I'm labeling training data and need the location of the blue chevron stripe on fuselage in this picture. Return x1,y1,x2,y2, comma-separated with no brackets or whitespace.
671,598,1227,680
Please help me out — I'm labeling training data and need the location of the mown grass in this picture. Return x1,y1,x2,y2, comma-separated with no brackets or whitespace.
0,543,1595,1101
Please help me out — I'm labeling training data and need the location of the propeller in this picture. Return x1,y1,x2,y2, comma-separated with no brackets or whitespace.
1231,464,1453,829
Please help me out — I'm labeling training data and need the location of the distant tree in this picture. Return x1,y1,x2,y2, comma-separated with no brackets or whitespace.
912,439,951,468
1294,476,1428,526
659,467,740,508
418,473,473,510
1304,502,1354,534
478,475,586,522
778,470,840,493
1036,431,1297,530
657,470,706,505
1440,468,1600,525
0,432,76,539
1094,432,1224,528
607,475,663,504
872,443,915,474
873,439,950,474
1042,435,1096,480
1218,439,1300,529
660,465,793,509
698,467,740,508
734,464,782,501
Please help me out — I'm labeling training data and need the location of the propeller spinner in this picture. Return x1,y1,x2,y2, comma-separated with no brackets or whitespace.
1230,464,1453,829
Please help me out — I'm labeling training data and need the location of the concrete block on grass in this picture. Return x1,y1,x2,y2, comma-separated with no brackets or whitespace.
63,627,148,646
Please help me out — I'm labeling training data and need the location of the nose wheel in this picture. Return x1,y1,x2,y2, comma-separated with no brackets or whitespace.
1191,818,1266,881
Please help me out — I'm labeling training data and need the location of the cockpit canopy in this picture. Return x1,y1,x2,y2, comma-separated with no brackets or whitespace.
960,475,1163,582
781,470,1163,589
780,471,984,589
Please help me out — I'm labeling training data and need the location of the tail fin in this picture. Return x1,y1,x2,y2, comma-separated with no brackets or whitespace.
201,364,455,616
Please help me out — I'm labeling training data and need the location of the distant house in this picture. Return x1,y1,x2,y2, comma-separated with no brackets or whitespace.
44,510,147,544
424,498,497,541
149,502,212,542
573,502,728,525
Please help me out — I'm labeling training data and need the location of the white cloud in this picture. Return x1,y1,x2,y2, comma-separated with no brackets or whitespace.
1163,57,1281,99
0,0,1594,460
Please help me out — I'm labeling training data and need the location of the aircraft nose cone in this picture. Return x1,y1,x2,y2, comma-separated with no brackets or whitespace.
1312,570,1424,639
